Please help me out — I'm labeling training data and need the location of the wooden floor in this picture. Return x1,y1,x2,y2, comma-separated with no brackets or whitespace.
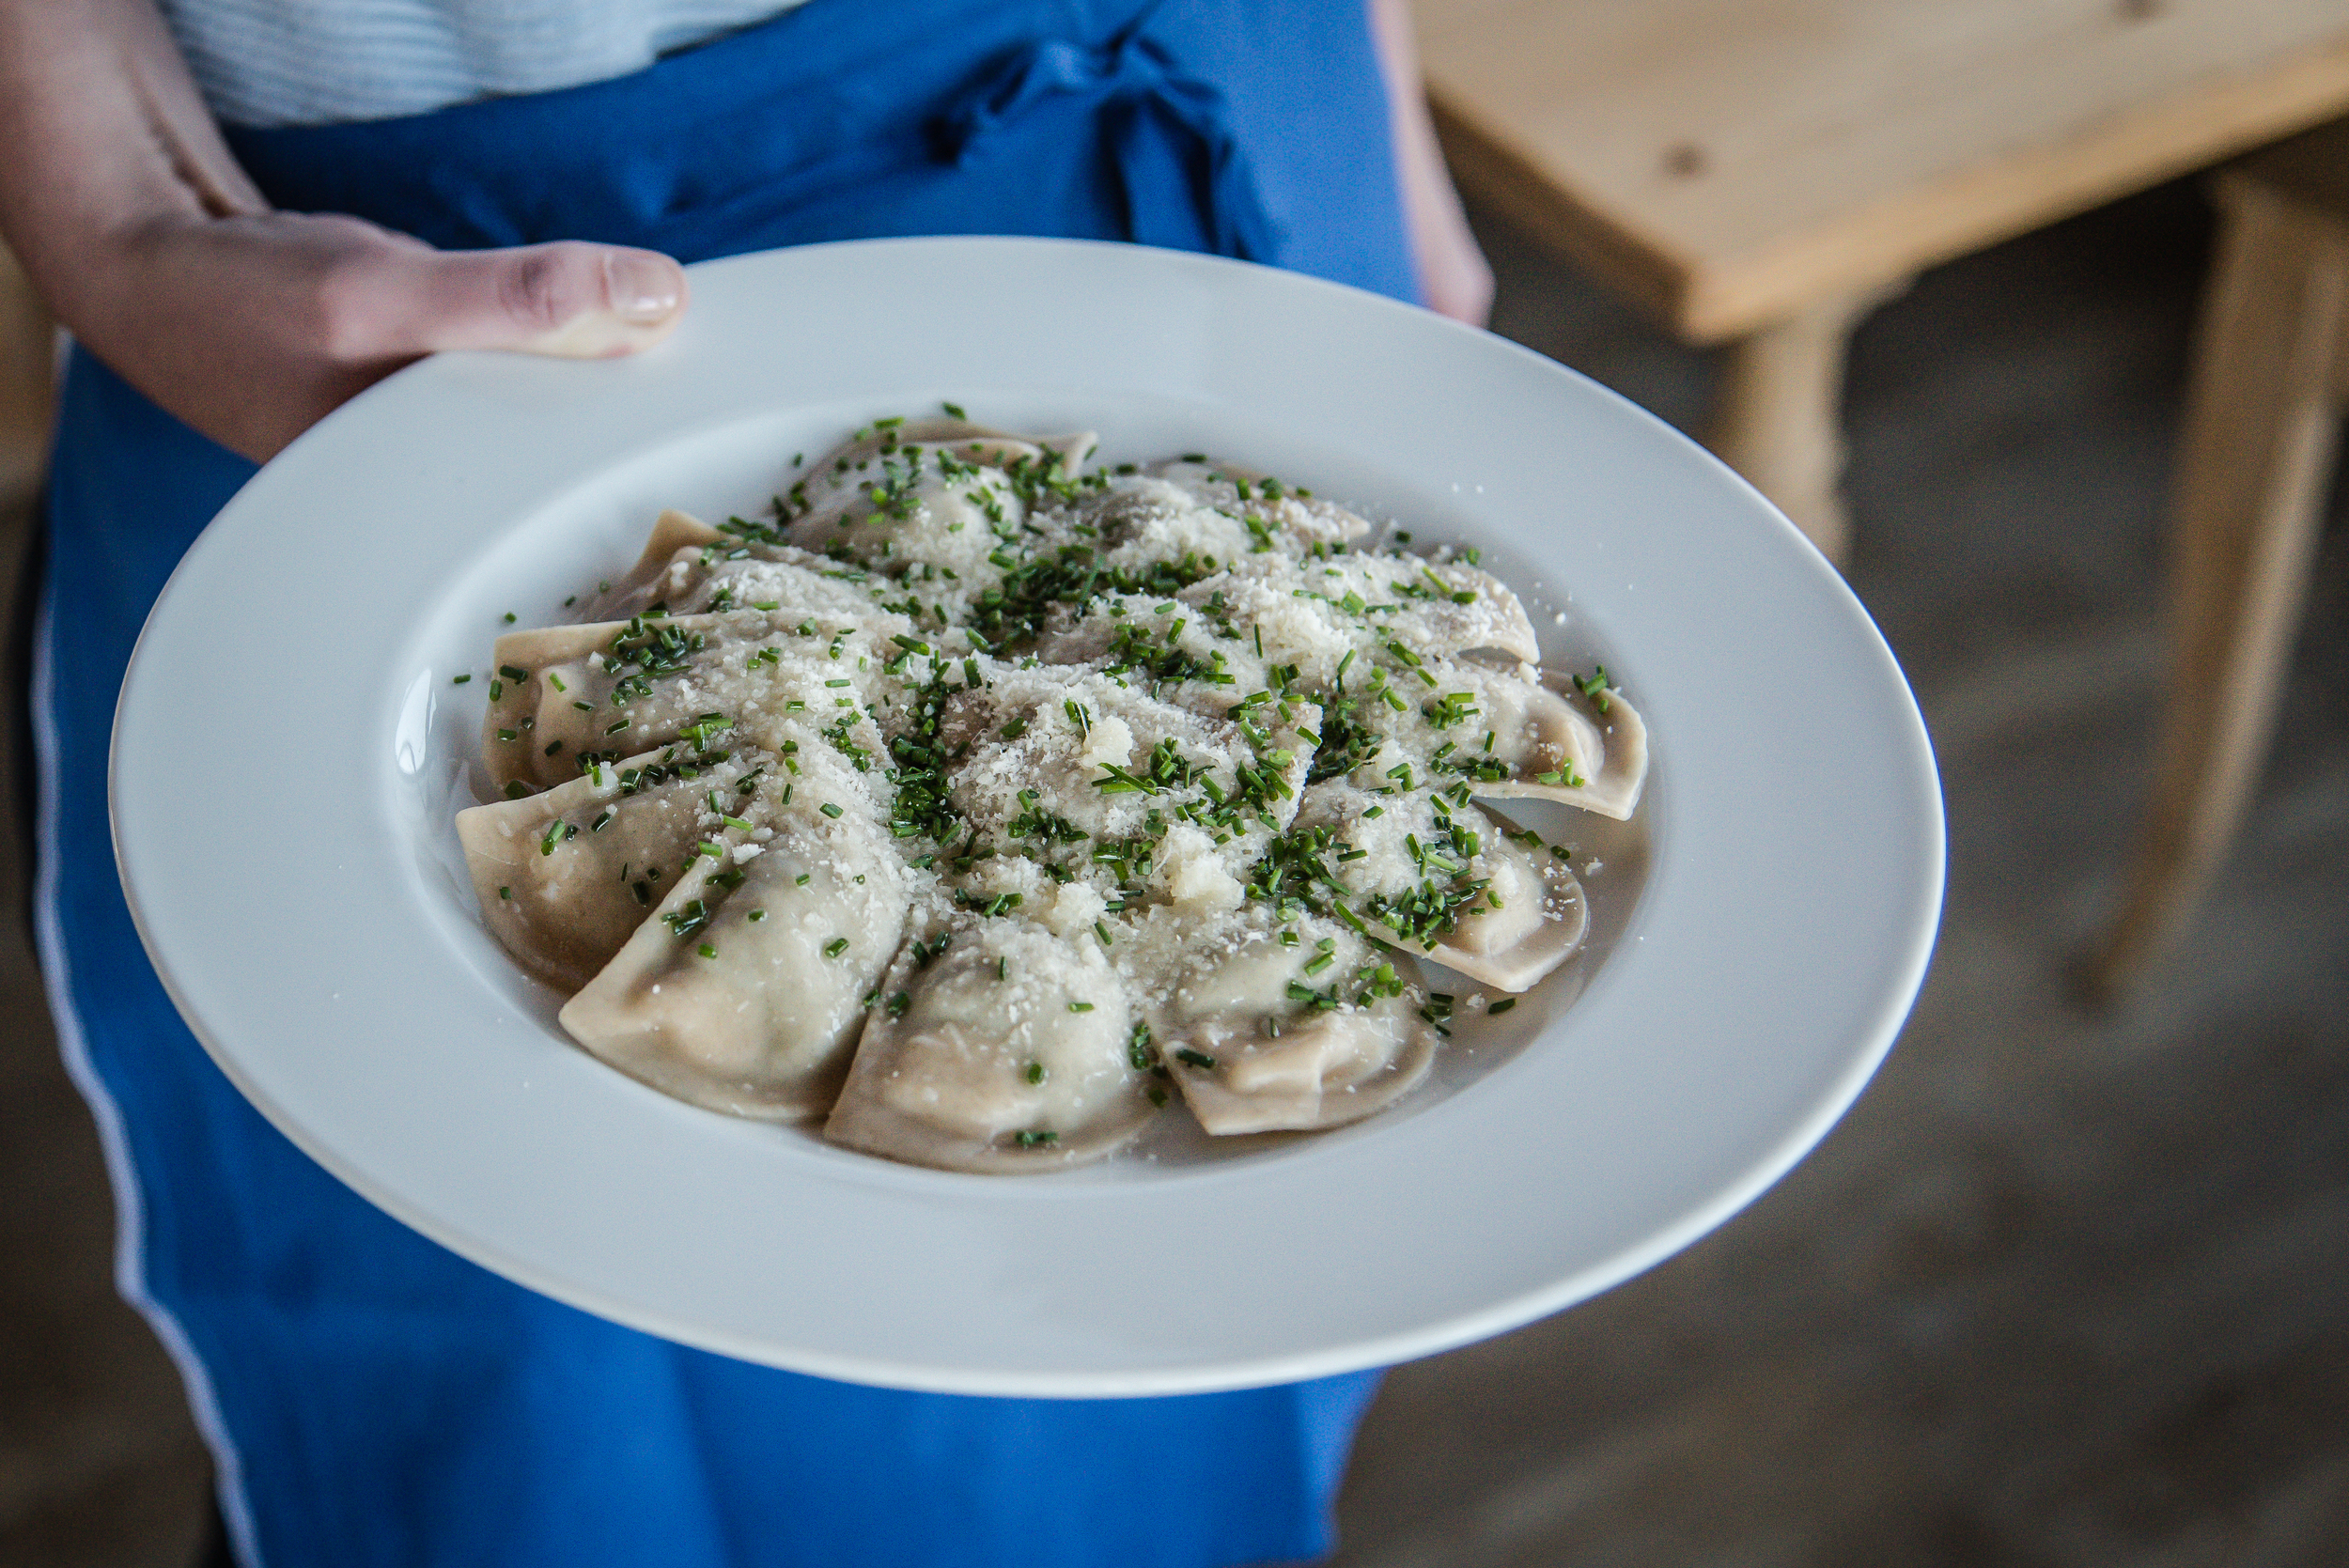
3,180,2345,1565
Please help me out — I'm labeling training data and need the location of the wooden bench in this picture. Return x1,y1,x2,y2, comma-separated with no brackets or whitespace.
1414,0,2349,558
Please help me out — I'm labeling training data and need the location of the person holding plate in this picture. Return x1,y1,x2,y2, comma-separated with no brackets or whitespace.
0,1,1492,1564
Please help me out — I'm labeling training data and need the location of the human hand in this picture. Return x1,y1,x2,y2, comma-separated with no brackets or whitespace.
80,210,687,462
0,0,687,465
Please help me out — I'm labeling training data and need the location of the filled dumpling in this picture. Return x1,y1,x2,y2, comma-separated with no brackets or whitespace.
456,743,755,988
587,512,896,624
481,608,912,791
580,507,724,620
824,914,1157,1171
457,418,1644,1172
1473,673,1648,820
1413,807,1589,992
1141,907,1438,1135
558,753,909,1119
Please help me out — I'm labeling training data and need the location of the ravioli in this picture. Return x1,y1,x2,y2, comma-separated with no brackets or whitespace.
559,758,909,1121
824,915,1155,1171
456,416,1647,1172
1144,908,1439,1135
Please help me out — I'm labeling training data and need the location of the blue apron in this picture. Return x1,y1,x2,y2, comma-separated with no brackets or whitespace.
35,4,1413,1565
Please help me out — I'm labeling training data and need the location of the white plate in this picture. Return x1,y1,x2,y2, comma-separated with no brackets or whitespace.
113,238,1941,1396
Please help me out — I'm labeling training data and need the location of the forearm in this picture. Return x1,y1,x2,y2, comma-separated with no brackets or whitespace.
1367,0,1493,325
0,0,262,330
0,0,684,462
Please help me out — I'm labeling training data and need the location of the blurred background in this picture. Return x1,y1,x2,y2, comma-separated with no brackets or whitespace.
5,2,2348,1561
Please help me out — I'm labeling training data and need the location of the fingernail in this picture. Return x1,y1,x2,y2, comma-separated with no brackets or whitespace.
607,251,683,324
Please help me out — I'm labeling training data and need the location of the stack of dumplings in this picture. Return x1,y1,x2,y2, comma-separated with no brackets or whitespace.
456,417,1648,1172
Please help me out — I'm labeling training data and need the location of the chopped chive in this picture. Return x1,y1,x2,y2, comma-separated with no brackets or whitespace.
1175,1048,1217,1070
819,801,843,818
1487,998,1517,1016
452,673,472,685
1067,1001,1094,1013
823,937,849,958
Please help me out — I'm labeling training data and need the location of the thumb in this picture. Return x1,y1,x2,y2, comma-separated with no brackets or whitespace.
362,240,689,359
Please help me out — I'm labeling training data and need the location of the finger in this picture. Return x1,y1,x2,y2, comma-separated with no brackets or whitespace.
350,240,689,359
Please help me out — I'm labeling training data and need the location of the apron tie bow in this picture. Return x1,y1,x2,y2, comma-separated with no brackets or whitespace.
935,29,1283,263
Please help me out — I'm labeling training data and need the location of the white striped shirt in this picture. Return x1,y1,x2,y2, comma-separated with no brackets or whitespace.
159,0,815,128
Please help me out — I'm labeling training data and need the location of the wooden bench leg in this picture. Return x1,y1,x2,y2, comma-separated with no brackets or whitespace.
1705,282,1903,563
2087,176,2349,997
